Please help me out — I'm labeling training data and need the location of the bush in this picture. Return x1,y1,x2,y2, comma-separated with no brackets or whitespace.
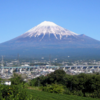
64,88,72,95
41,84,64,94
0,84,28,100
10,73,24,85
77,91,83,96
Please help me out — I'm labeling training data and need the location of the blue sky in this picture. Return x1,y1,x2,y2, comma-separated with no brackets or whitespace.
0,0,100,43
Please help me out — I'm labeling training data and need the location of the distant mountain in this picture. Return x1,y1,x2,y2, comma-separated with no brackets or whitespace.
1,21,100,48
0,21,100,59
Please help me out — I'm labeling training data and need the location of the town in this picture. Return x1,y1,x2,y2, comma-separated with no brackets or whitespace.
0,56,100,80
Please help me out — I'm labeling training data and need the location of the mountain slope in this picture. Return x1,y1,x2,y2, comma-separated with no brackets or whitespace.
18,21,78,40
0,21,100,59
1,21,100,48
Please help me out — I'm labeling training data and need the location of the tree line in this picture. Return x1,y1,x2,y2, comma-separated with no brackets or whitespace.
30,70,100,98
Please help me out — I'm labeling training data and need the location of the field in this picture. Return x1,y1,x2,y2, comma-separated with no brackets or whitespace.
26,89,100,100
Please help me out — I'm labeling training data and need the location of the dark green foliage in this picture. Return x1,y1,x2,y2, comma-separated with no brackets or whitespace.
30,69,66,86
1,69,100,99
29,69,100,98
30,77,38,86
10,73,24,85
27,89,100,100
0,84,28,100
40,84,64,94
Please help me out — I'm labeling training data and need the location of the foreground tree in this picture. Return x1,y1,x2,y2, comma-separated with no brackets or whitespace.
10,73,24,85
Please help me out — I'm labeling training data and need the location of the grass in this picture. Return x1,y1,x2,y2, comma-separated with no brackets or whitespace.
26,89,100,100
27,86,41,91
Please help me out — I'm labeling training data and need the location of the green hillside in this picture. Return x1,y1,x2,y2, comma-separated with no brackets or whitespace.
26,89,100,100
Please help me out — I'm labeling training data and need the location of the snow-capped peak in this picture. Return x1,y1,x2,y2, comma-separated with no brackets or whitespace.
38,21,57,26
20,21,78,40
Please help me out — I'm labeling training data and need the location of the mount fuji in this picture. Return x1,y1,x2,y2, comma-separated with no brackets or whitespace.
0,21,100,58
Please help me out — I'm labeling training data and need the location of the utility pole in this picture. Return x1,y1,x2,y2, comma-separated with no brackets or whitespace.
1,56,4,67
49,55,51,65
17,54,19,66
1,56,4,74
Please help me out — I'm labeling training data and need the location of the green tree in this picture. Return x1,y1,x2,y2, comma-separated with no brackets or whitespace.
10,73,24,85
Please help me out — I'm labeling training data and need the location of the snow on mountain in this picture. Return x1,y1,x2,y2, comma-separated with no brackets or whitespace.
1,21,100,49
19,21,78,40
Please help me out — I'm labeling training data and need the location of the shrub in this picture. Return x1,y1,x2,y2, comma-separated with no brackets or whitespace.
64,88,72,95
41,84,64,94
0,84,28,100
10,73,24,85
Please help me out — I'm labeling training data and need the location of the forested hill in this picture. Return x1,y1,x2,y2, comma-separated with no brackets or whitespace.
30,70,100,98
